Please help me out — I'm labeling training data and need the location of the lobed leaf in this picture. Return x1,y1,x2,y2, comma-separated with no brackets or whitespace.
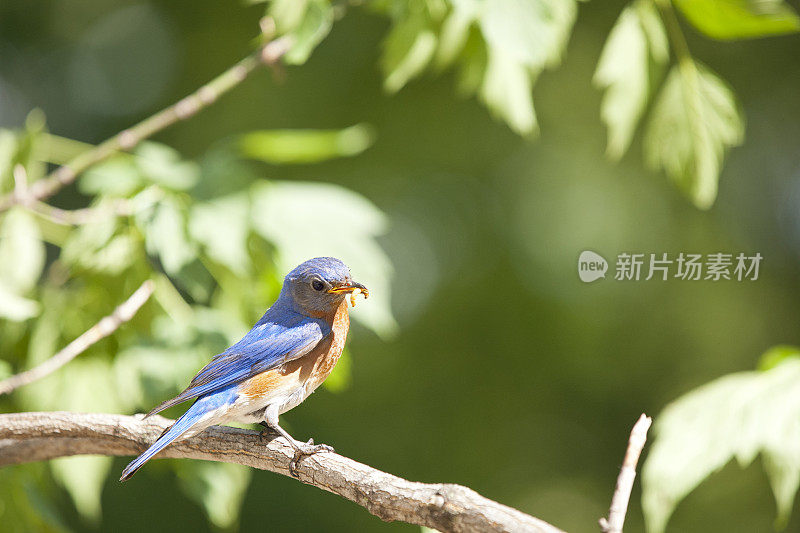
268,0,334,65
642,352,800,533
643,61,744,209
594,1,668,159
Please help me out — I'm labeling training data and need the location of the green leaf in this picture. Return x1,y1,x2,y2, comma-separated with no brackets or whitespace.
251,180,397,337
381,1,440,93
0,284,40,321
0,129,17,191
61,206,139,275
139,197,197,276
469,0,578,135
479,0,576,70
17,356,120,523
176,462,251,529
374,0,577,135
479,49,537,135
113,345,209,409
434,4,475,69
20,357,122,413
79,157,143,196
0,464,69,533
642,353,800,533
0,208,46,293
0,358,11,380
189,194,251,276
674,0,800,40
758,345,800,371
594,2,668,159
50,456,111,523
135,142,199,191
238,124,375,164
644,61,744,209
269,0,334,65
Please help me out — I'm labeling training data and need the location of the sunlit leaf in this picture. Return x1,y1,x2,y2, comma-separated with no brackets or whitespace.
176,462,251,529
674,0,800,40
594,2,668,159
50,457,111,523
135,142,199,191
189,193,251,276
0,129,17,191
0,284,40,321
463,0,577,135
434,4,475,69
239,124,375,164
479,0,576,70
480,48,537,135
113,345,209,410
0,465,69,533
381,0,440,93
79,157,143,196
17,357,121,522
642,353,800,533
251,180,397,337
0,358,11,380
644,61,744,209
268,0,334,64
0,208,46,293
139,197,197,276
61,205,140,275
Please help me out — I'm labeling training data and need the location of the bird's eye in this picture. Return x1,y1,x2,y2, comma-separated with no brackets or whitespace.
312,279,325,291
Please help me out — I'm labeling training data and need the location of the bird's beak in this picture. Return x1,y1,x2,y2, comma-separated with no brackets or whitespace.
327,281,369,298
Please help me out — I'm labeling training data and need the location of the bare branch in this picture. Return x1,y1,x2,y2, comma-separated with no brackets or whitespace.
12,165,133,224
0,33,292,213
0,412,564,533
0,280,154,396
599,413,652,533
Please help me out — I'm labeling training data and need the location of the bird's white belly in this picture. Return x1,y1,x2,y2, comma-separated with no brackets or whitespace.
226,379,318,424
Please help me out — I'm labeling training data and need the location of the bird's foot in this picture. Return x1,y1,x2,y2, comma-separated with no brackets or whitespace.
289,438,334,478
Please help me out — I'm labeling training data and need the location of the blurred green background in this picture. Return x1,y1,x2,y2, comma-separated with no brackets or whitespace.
2,0,800,532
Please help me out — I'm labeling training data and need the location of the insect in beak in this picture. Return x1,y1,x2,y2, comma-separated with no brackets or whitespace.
328,282,369,307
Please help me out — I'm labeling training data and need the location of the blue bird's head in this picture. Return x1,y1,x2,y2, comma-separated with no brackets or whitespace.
280,257,368,317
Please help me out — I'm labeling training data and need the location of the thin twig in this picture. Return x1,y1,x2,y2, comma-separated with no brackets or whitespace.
0,280,154,396
0,34,292,213
12,165,133,225
599,413,652,533
0,412,564,533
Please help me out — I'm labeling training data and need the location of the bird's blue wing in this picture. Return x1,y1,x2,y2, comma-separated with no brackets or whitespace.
146,311,329,417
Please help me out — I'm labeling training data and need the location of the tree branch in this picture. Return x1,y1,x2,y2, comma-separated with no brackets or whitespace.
12,164,134,225
0,412,564,533
0,280,154,396
599,413,652,533
0,33,292,213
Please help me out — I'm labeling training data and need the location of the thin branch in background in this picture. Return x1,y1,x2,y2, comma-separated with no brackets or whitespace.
12,165,133,224
0,29,293,213
0,280,155,396
0,412,565,533
599,413,653,533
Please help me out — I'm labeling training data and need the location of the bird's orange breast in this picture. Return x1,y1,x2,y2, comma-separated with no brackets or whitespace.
240,300,350,398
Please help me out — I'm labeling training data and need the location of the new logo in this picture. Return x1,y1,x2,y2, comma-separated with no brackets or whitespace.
578,250,608,283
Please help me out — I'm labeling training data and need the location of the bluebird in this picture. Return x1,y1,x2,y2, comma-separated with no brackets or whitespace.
120,257,367,481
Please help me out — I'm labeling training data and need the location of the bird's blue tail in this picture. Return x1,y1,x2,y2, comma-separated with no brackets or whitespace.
119,388,236,481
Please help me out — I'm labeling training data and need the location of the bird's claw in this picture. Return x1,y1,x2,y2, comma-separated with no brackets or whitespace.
288,439,335,478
